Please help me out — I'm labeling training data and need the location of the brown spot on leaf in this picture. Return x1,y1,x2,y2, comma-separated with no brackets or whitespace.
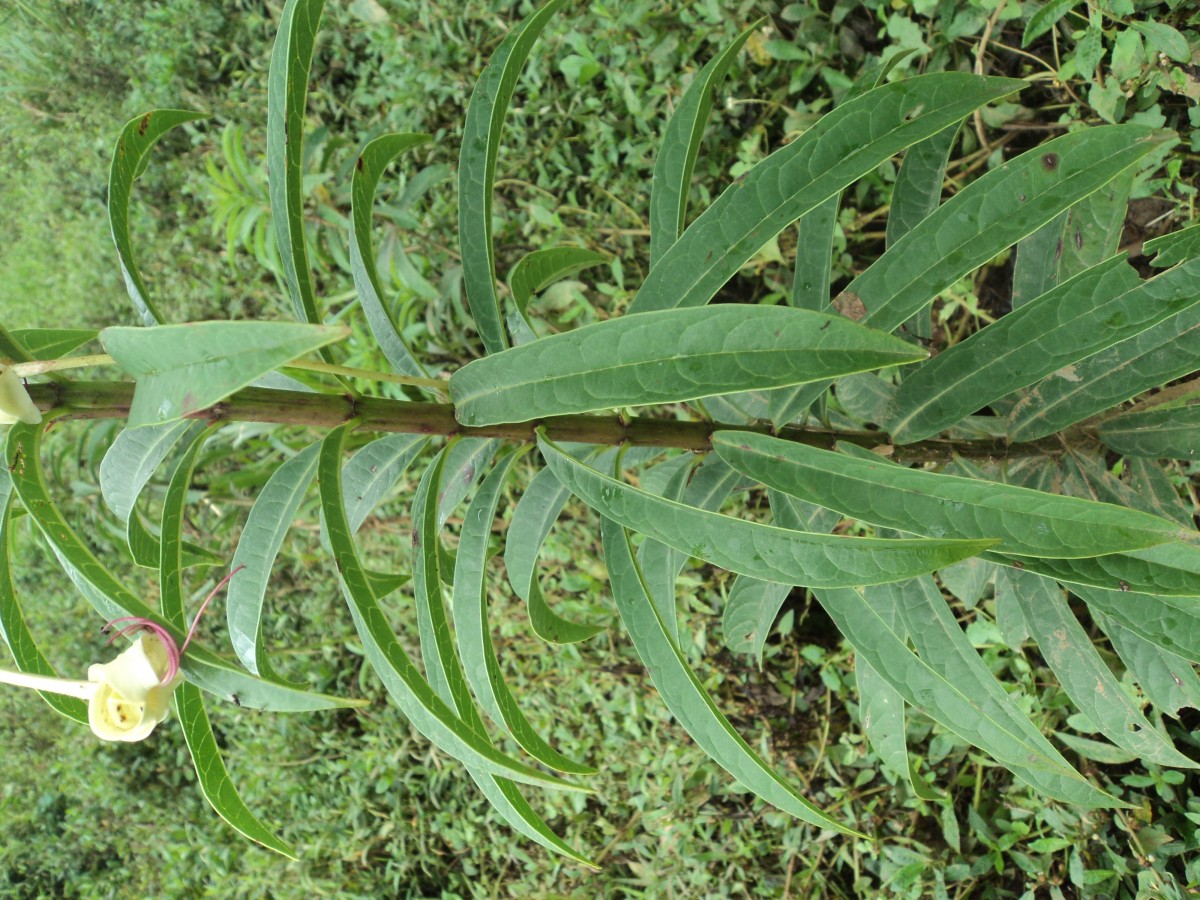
356,156,364,172
832,291,867,322
138,113,152,136
1042,153,1059,171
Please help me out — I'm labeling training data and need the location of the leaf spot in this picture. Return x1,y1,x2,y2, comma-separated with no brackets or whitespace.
1042,152,1059,171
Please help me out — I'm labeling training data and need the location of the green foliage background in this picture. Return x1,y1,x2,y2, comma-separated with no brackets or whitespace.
2,0,1199,896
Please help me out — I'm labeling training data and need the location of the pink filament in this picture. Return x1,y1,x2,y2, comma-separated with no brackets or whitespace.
101,564,245,685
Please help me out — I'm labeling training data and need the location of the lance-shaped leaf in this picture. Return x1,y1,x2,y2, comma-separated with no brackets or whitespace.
505,462,604,644
628,73,1023,315
1005,569,1196,767
316,426,584,793
851,584,940,800
1095,611,1200,718
109,109,207,325
712,431,1186,558
724,488,840,668
1008,302,1200,441
539,434,993,587
268,0,328,331
9,329,97,360
452,450,594,774
343,433,428,534
778,126,1173,418
507,246,606,340
1126,457,1195,528
649,22,758,267
5,421,357,713
989,550,1200,597
451,306,925,426
815,581,1117,806
851,126,1171,335
894,256,1200,442
102,321,347,427
1146,223,1200,268
227,442,320,679
100,420,194,523
0,496,88,725
459,0,567,355
891,257,1161,442
1023,0,1082,45
404,444,596,864
637,454,740,643
1077,584,1200,665
351,133,432,378
601,516,860,834
158,426,294,856
1098,402,1200,461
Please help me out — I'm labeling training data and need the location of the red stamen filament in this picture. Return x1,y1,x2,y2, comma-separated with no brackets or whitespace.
101,565,245,685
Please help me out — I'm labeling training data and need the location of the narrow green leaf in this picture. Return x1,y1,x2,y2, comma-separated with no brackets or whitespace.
539,434,994,588
317,426,585,793
227,442,321,679
1126,457,1195,527
435,438,499,527
1023,0,1082,46
507,247,606,338
990,551,1200,597
723,577,791,665
351,133,433,378
408,444,596,864
1096,611,1200,718
1008,302,1200,441
889,254,1200,443
0,496,88,725
601,516,860,834
451,306,925,426
343,433,428,534
1010,171,1131,312
158,426,295,856
1145,223,1200,268
108,109,207,325
173,684,296,856
939,557,996,609
712,431,1186,558
640,454,744,646
765,196,840,427
649,22,757,267
723,491,839,666
452,450,594,774
1007,570,1195,767
504,463,604,645
6,421,357,713
102,321,348,427
9,329,97,360
816,581,1118,806
886,124,958,250
100,420,194,523
1054,731,1138,766
1098,402,1200,461
1076,585,1200,666
629,74,1024,315
848,126,1171,336
459,0,568,355
852,587,939,800
267,0,328,330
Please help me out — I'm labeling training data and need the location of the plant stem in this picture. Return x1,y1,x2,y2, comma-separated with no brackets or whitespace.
283,359,448,393
0,668,97,700
26,381,1078,463
11,354,448,394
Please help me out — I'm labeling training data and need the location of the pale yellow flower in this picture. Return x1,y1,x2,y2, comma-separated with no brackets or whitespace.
0,366,42,425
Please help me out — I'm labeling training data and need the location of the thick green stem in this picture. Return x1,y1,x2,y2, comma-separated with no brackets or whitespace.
25,381,1074,464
